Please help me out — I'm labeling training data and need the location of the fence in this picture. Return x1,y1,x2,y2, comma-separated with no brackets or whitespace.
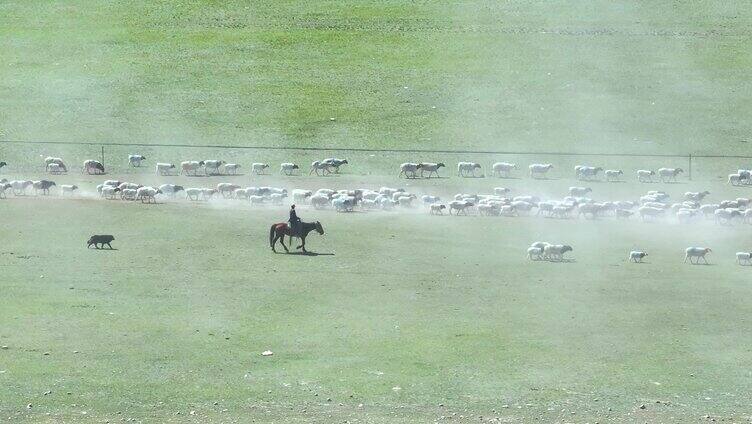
3,139,752,181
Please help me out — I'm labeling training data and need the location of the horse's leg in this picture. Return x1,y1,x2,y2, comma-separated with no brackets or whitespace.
296,235,304,250
280,235,289,252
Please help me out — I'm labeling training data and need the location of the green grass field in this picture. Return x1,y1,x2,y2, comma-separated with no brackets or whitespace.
2,1,752,422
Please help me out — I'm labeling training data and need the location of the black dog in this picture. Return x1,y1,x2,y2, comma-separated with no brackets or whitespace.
87,235,115,249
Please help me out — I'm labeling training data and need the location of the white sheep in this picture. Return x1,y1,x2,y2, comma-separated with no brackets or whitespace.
309,161,330,176
203,160,224,175
47,163,63,175
568,186,592,197
492,162,516,178
156,162,176,176
128,155,146,167
419,162,445,178
293,189,313,204
10,180,33,195
60,184,78,195
715,208,741,225
181,161,205,176
185,188,203,201
217,183,241,198
684,191,710,202
118,182,140,191
638,206,665,221
249,195,266,206
332,197,354,212
136,186,160,203
684,247,711,264
252,163,269,175
280,163,299,176
399,163,420,179
528,163,553,179
421,195,441,204
224,163,241,175
736,252,752,265
101,185,120,199
269,193,287,204
575,166,602,181
448,200,473,215
43,157,67,173
728,173,742,186
310,194,331,209
636,170,655,182
120,188,137,201
629,251,648,263
658,167,683,182
457,162,482,177
543,244,573,261
527,247,543,260
604,169,623,181
158,184,184,197
429,204,446,215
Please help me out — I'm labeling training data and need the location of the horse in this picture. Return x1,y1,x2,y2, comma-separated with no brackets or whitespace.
269,221,324,253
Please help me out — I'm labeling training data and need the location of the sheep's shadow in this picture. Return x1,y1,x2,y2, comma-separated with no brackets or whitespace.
89,248,118,251
492,176,521,180
285,251,334,257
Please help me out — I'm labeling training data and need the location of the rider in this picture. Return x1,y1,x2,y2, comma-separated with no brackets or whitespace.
288,204,301,237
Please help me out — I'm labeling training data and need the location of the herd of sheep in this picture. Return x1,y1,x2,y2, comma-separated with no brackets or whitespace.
526,243,752,266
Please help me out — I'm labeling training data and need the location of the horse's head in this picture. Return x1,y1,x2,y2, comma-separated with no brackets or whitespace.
315,221,324,235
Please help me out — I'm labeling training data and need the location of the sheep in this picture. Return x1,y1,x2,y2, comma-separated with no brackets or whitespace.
543,244,573,261
575,166,602,181
510,200,534,214
181,161,205,175
32,180,56,195
536,201,556,217
10,180,33,196
332,197,354,212
128,155,146,167
101,185,120,199
120,188,137,200
492,162,516,178
399,163,421,179
728,173,742,186
604,169,623,181
684,247,711,264
0,182,11,198
493,187,511,197
744,209,752,224
280,163,299,176
638,206,665,221
361,199,379,209
251,163,269,175
529,163,553,179
224,163,241,175
248,195,267,205
429,204,446,215
43,157,67,173
60,184,78,195
527,247,543,261
185,188,203,201
629,251,648,263
203,160,224,176
684,191,710,202
637,170,655,182
530,241,550,250
309,161,330,176
500,205,517,217
419,162,445,178
201,188,217,200
310,194,331,209
568,187,592,197
156,162,176,176
736,252,752,265
292,189,313,204
398,196,416,208
738,170,752,184
158,184,184,197
715,208,741,225
0,161,5,169
512,195,539,204
217,183,241,198
616,209,634,219
82,160,105,175
269,192,287,205
117,182,141,191
676,209,698,224
321,158,348,173
457,162,482,177
658,167,683,182
577,203,601,219
448,200,473,215
136,186,160,203
103,180,121,187
477,203,500,216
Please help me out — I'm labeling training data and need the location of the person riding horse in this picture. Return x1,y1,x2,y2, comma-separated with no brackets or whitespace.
288,204,301,237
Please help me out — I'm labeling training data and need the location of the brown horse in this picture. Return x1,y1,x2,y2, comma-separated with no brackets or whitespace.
269,221,324,253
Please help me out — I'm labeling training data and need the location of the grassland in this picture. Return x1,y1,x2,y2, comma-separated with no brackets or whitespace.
2,0,752,422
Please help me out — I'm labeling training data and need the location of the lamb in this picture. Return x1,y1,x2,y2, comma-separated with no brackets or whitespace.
448,200,473,215
492,162,516,178
657,167,683,182
399,163,421,179
575,166,602,181
419,162,445,178
321,158,348,173
684,247,711,264
181,161,205,175
280,163,299,176
251,163,269,175
32,180,56,195
527,247,543,261
684,191,710,202
309,161,330,176
224,163,241,175
10,180,33,195
293,189,313,203
568,186,592,197
128,155,146,167
136,186,160,203
43,157,67,173
158,184,184,197
636,170,655,183
604,169,623,181
457,162,482,177
736,252,752,265
529,163,553,179
543,244,573,261
60,184,78,195
429,204,446,215
156,162,176,176
203,160,224,176
629,251,648,263
82,160,105,175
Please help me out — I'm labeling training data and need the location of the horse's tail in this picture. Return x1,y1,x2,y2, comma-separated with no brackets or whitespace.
269,224,276,247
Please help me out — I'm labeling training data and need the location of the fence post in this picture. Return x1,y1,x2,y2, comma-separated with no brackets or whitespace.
688,154,692,181
101,146,105,169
